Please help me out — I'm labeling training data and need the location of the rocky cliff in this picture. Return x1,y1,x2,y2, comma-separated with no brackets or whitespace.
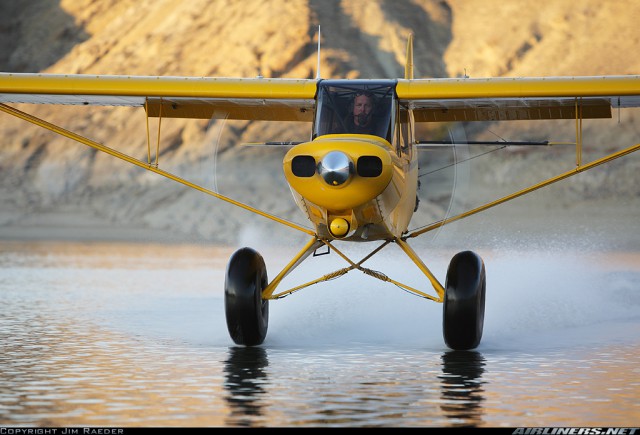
1,0,639,245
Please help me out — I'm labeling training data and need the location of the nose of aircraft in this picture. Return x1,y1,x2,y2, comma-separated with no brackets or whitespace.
283,135,393,211
317,151,352,186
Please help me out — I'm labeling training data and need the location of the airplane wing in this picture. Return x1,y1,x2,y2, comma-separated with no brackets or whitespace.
4,73,640,123
397,75,640,122
0,73,320,236
0,73,318,121
397,74,640,238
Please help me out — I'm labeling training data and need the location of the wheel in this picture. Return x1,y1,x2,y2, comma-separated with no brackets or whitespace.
443,250,486,350
224,247,269,346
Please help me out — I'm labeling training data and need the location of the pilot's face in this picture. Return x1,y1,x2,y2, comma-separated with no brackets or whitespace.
353,94,373,126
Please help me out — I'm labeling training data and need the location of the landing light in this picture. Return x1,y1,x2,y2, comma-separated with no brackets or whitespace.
329,218,350,237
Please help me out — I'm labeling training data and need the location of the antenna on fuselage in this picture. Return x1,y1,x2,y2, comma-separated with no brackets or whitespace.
316,25,322,80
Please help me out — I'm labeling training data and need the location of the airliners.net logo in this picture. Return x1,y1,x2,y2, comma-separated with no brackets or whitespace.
513,429,638,435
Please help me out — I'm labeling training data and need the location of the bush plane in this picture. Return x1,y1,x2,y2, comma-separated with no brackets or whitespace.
1,35,639,350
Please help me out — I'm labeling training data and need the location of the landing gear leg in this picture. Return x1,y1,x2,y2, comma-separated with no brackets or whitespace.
443,251,486,350
224,247,269,346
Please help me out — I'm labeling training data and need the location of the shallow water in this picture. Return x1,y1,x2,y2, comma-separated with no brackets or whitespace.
0,240,639,427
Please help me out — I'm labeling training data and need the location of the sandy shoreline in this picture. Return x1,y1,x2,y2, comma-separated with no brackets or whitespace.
1,198,638,252
0,210,195,244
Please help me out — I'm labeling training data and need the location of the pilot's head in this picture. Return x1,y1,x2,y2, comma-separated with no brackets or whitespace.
353,91,374,126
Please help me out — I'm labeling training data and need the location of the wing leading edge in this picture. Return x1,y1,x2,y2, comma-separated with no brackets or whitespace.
0,73,318,122
397,75,640,122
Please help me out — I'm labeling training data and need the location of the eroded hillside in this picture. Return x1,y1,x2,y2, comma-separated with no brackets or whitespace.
1,0,639,244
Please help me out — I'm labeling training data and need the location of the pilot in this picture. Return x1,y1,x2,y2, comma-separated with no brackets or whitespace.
344,91,376,135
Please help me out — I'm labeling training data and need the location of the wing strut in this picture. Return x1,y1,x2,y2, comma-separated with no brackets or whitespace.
407,140,640,239
0,102,315,237
576,98,583,167
144,97,163,167
408,98,640,238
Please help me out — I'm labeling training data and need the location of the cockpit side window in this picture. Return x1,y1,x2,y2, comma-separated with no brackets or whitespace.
313,82,395,142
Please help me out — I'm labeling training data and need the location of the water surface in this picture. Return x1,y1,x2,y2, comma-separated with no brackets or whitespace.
1,241,639,427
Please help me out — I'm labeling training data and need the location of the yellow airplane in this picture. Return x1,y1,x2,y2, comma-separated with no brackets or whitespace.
1,36,639,350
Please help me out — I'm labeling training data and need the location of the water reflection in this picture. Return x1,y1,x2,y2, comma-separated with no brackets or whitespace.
2,241,639,427
439,350,486,427
223,346,270,426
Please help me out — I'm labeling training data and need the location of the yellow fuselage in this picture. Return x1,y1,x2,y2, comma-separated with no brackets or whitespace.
283,134,418,241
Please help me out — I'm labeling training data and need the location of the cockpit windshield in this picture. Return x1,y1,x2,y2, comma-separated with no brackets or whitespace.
313,80,396,142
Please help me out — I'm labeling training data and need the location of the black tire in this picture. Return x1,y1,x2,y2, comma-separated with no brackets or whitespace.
224,247,269,346
443,250,486,350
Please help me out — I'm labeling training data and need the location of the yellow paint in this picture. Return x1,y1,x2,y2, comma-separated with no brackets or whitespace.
329,218,350,237
397,75,640,99
283,135,393,211
395,238,444,301
263,237,322,299
0,73,317,121
0,73,317,99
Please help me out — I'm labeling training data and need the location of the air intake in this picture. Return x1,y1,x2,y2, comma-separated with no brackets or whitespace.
357,156,383,177
291,155,316,177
